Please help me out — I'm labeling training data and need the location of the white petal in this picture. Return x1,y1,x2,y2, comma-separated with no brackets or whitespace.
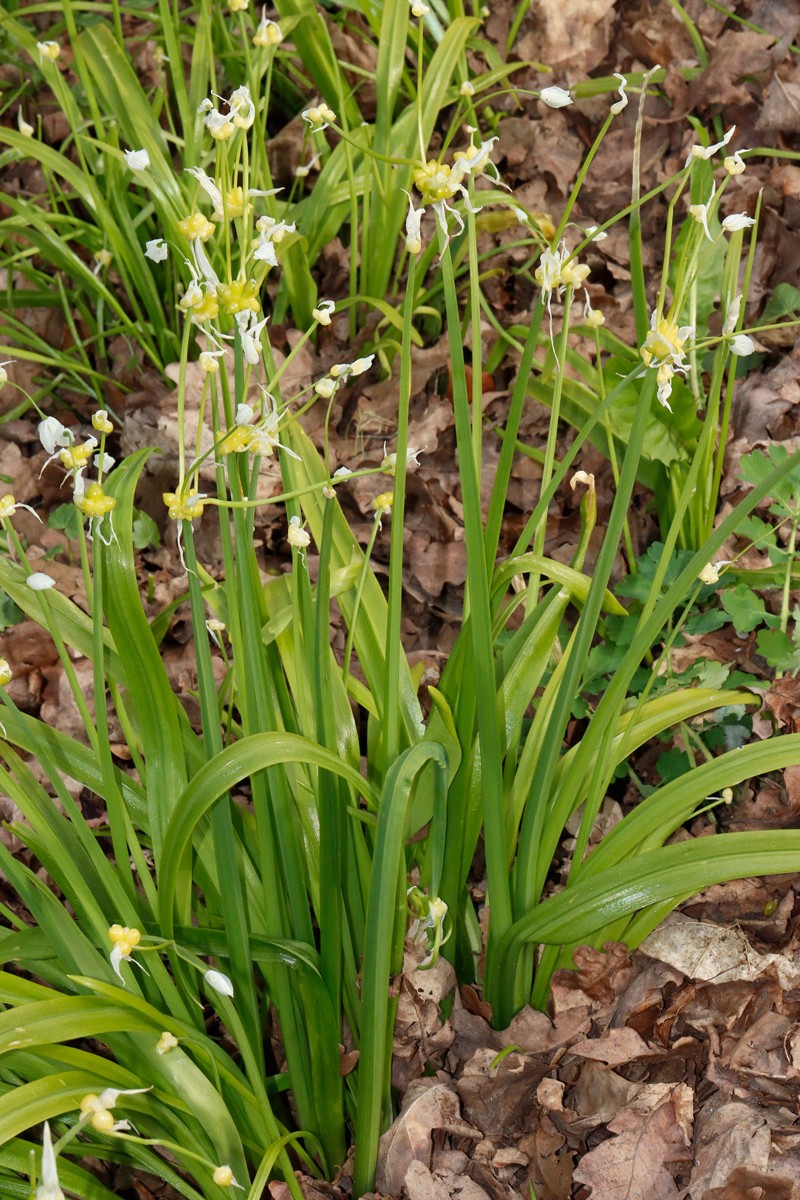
204,968,234,996
540,86,573,109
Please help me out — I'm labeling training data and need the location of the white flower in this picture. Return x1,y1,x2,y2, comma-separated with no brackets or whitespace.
38,417,72,456
199,350,225,373
381,446,422,474
79,1086,150,1134
610,73,628,115
403,190,425,255
235,310,269,365
685,124,735,168
213,1165,242,1189
229,85,255,130
333,466,353,478
295,152,321,179
721,213,755,233
539,86,572,109
688,197,713,241
698,562,720,585
254,9,283,46
186,166,225,218
314,377,337,399
312,299,335,325
17,109,34,137
235,403,255,425
584,224,607,242
124,148,150,172
410,0,430,15
730,333,755,356
0,359,14,387
252,233,277,266
145,238,168,262
204,968,234,997
724,151,747,176
36,41,61,62
722,293,742,336
36,1123,64,1200
26,572,56,591
287,515,311,550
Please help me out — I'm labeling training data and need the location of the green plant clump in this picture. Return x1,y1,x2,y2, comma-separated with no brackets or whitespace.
1,4,799,1199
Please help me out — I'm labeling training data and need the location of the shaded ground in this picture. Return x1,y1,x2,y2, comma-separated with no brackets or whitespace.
3,0,800,1197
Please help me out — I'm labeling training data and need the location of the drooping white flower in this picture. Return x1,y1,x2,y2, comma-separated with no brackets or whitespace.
314,376,337,399
199,349,225,373
204,968,234,997
123,148,150,172
79,1086,150,1134
685,125,735,168
724,150,747,176
287,515,311,550
228,85,255,130
721,213,755,233
186,166,225,218
729,333,755,356
38,417,72,456
403,189,425,255
17,108,34,137
312,299,335,326
539,86,572,109
145,238,168,262
254,9,283,46
235,310,269,365
698,562,720,585
36,41,61,62
333,466,353,478
690,186,719,242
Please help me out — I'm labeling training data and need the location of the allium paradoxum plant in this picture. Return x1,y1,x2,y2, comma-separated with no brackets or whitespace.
639,125,756,413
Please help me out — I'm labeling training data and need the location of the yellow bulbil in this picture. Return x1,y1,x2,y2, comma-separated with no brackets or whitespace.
77,482,116,519
178,212,215,242
0,494,16,520
163,488,206,521
413,159,457,205
217,426,254,455
218,278,260,315
59,440,95,470
224,186,245,218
